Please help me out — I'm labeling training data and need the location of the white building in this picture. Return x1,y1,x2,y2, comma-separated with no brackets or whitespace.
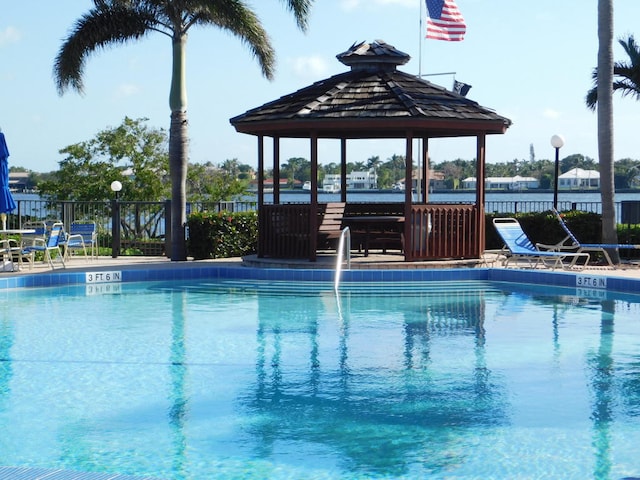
558,168,600,189
461,176,539,190
321,170,378,191
347,170,377,190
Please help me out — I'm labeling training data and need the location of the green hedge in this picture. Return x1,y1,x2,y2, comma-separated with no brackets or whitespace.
187,211,258,260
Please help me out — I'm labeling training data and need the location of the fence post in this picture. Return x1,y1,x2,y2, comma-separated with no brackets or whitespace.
164,199,171,258
111,198,121,258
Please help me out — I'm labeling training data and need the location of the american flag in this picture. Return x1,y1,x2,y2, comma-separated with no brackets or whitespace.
426,0,466,42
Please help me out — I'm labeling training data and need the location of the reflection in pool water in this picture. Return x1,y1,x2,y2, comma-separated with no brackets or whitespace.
1,280,640,479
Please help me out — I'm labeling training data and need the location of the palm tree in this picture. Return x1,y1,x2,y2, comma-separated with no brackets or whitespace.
591,0,620,263
586,35,640,110
54,0,314,261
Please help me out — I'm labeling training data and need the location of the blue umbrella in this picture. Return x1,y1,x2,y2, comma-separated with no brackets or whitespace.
0,131,17,230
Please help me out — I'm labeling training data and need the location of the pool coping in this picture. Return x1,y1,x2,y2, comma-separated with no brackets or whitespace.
0,259,638,296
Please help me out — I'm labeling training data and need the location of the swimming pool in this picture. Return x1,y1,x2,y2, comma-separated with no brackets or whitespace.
2,276,640,479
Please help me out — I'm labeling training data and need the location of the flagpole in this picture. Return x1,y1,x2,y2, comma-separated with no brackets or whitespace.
417,0,423,200
418,0,423,78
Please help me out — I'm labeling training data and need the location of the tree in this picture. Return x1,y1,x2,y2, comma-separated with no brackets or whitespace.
187,161,248,202
39,117,170,202
595,0,620,263
281,157,310,183
613,158,640,188
54,0,314,261
560,154,598,173
586,35,640,109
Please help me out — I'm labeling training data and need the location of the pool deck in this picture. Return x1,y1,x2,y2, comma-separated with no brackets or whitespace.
2,251,640,278
3,251,640,279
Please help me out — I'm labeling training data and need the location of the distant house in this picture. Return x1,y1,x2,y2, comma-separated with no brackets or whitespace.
317,171,378,191
248,178,300,191
347,170,377,190
409,169,446,191
8,171,30,192
462,176,539,190
428,170,447,190
558,168,600,189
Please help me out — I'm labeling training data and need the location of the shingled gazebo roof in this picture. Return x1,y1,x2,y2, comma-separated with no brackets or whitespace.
230,40,512,138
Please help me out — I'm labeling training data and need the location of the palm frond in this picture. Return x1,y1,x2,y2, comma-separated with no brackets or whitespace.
281,0,314,31
54,4,159,94
193,0,276,80
586,34,640,110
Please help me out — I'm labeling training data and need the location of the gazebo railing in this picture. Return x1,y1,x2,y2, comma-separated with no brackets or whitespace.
258,202,481,261
259,204,311,258
408,204,478,260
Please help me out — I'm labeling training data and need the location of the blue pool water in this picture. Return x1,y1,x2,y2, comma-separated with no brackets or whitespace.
1,279,640,479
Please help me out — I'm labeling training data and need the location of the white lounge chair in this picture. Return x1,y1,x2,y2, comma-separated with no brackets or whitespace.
493,217,589,270
537,208,640,266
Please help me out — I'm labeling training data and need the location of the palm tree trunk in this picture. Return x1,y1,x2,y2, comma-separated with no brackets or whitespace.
597,0,619,263
169,33,188,261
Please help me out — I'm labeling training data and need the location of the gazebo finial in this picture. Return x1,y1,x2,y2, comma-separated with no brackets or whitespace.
336,40,410,72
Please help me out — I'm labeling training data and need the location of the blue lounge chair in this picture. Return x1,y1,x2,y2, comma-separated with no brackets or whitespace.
61,221,97,261
493,217,590,269
21,221,66,269
538,208,640,267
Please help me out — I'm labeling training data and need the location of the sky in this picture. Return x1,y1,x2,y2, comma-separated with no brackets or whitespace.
2,1,640,173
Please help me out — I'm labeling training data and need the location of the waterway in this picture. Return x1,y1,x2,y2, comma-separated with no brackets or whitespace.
250,190,640,206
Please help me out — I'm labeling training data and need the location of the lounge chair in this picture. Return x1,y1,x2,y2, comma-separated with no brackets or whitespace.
537,208,640,267
61,221,97,261
14,221,48,269
493,217,590,269
21,221,66,269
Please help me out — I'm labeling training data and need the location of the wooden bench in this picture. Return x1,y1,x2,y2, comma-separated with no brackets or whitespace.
317,202,346,250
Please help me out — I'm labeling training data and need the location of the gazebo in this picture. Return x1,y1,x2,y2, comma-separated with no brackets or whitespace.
230,40,512,262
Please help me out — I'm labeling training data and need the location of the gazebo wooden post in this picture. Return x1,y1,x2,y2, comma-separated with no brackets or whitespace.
404,132,414,261
273,137,280,204
422,137,429,202
340,138,347,203
257,135,264,209
309,133,319,261
257,135,265,257
475,134,487,256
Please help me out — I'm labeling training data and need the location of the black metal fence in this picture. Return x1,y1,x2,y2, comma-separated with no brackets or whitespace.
4,198,634,256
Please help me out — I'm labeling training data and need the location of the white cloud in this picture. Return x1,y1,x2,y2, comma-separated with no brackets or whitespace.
290,55,330,79
113,83,140,99
0,26,21,47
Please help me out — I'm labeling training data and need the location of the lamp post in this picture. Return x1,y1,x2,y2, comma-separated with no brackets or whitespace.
550,134,565,210
110,180,122,199
110,180,122,258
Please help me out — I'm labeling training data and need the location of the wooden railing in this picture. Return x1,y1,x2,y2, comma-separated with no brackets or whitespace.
259,203,481,262
408,204,478,260
259,204,312,258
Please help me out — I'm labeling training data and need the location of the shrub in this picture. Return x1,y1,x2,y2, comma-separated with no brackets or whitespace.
187,211,258,260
